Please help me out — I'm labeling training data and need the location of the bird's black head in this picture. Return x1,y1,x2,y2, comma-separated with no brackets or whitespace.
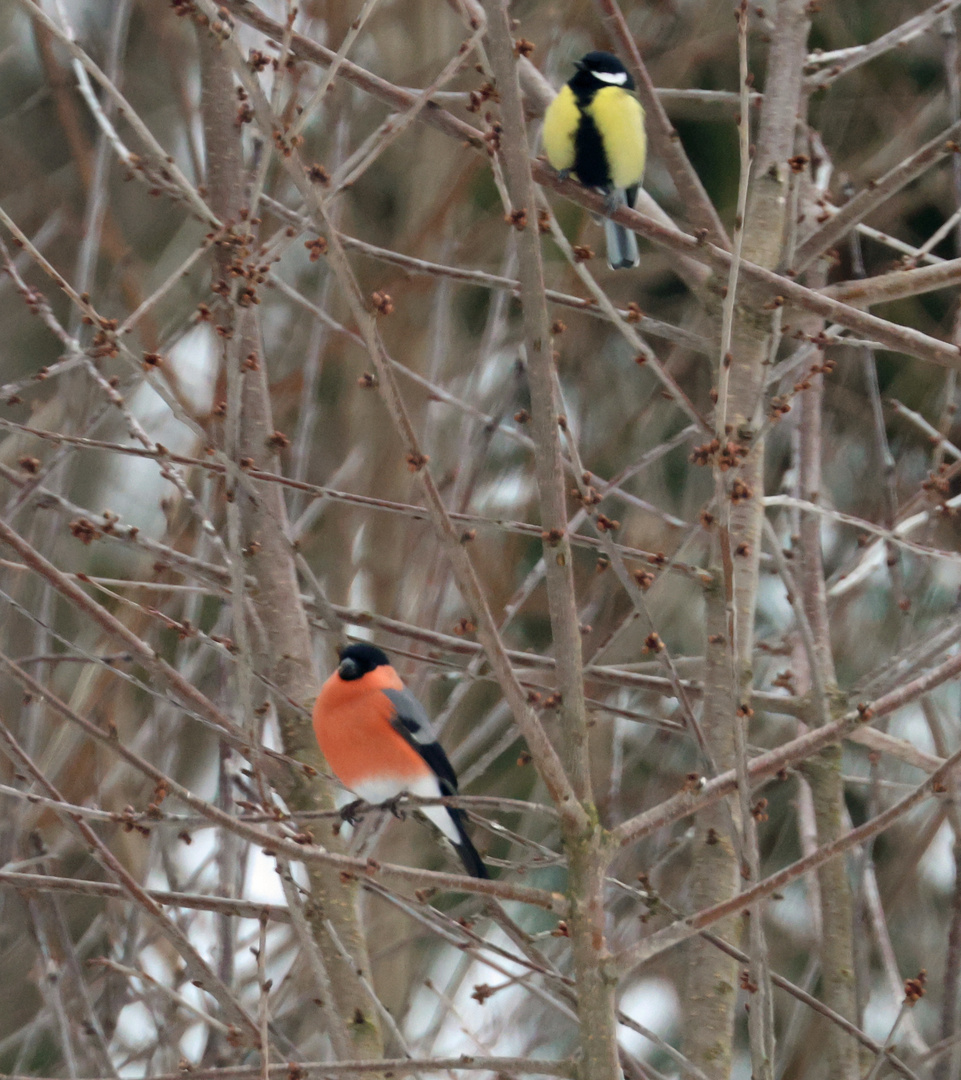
337,643,390,681
570,51,635,94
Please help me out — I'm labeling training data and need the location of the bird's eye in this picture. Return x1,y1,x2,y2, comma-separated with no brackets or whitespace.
338,658,361,680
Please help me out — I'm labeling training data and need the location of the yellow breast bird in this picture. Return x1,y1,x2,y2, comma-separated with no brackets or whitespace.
542,51,647,270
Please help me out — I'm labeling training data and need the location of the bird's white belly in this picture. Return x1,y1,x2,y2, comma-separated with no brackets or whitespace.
349,772,458,843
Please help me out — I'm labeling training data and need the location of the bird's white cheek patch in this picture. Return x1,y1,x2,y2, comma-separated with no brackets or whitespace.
594,71,628,85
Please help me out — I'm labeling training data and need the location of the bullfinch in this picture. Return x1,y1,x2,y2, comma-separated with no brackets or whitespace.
542,51,647,270
312,643,489,879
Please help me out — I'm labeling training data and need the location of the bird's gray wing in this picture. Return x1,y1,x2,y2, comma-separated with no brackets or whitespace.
381,687,459,794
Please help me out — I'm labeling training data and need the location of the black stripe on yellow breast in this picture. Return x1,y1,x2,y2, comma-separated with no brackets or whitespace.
543,81,645,194
571,107,611,189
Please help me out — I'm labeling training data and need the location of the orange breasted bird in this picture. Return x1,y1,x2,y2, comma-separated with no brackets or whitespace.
312,643,489,879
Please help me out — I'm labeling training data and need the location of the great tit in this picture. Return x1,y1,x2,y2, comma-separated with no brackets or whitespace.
542,51,646,270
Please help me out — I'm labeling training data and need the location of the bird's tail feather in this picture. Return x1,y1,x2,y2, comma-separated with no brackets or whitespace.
604,189,639,270
604,219,639,270
451,811,489,879
423,797,489,878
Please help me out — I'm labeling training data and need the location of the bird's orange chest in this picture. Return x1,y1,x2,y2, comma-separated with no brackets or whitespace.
312,668,422,788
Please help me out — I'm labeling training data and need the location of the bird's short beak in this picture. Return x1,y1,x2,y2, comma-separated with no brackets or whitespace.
574,59,585,71
338,657,360,680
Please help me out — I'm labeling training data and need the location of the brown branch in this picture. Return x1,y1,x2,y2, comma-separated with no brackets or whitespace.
619,724,961,972
822,256,961,306
794,120,961,272
1,1059,576,1080
15,0,217,225
805,0,961,89
698,930,923,1080
0,422,708,580
532,166,961,370
219,0,485,148
0,872,293,922
480,9,617,1080
0,516,247,745
0,715,264,1045
613,627,961,849
793,264,859,1076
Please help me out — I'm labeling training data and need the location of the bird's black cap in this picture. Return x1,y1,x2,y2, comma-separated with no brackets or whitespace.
571,51,635,92
337,643,390,680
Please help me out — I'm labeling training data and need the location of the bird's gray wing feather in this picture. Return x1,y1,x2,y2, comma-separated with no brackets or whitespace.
382,687,458,793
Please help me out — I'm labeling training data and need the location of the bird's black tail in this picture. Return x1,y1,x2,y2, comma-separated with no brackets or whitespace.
450,809,489,879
